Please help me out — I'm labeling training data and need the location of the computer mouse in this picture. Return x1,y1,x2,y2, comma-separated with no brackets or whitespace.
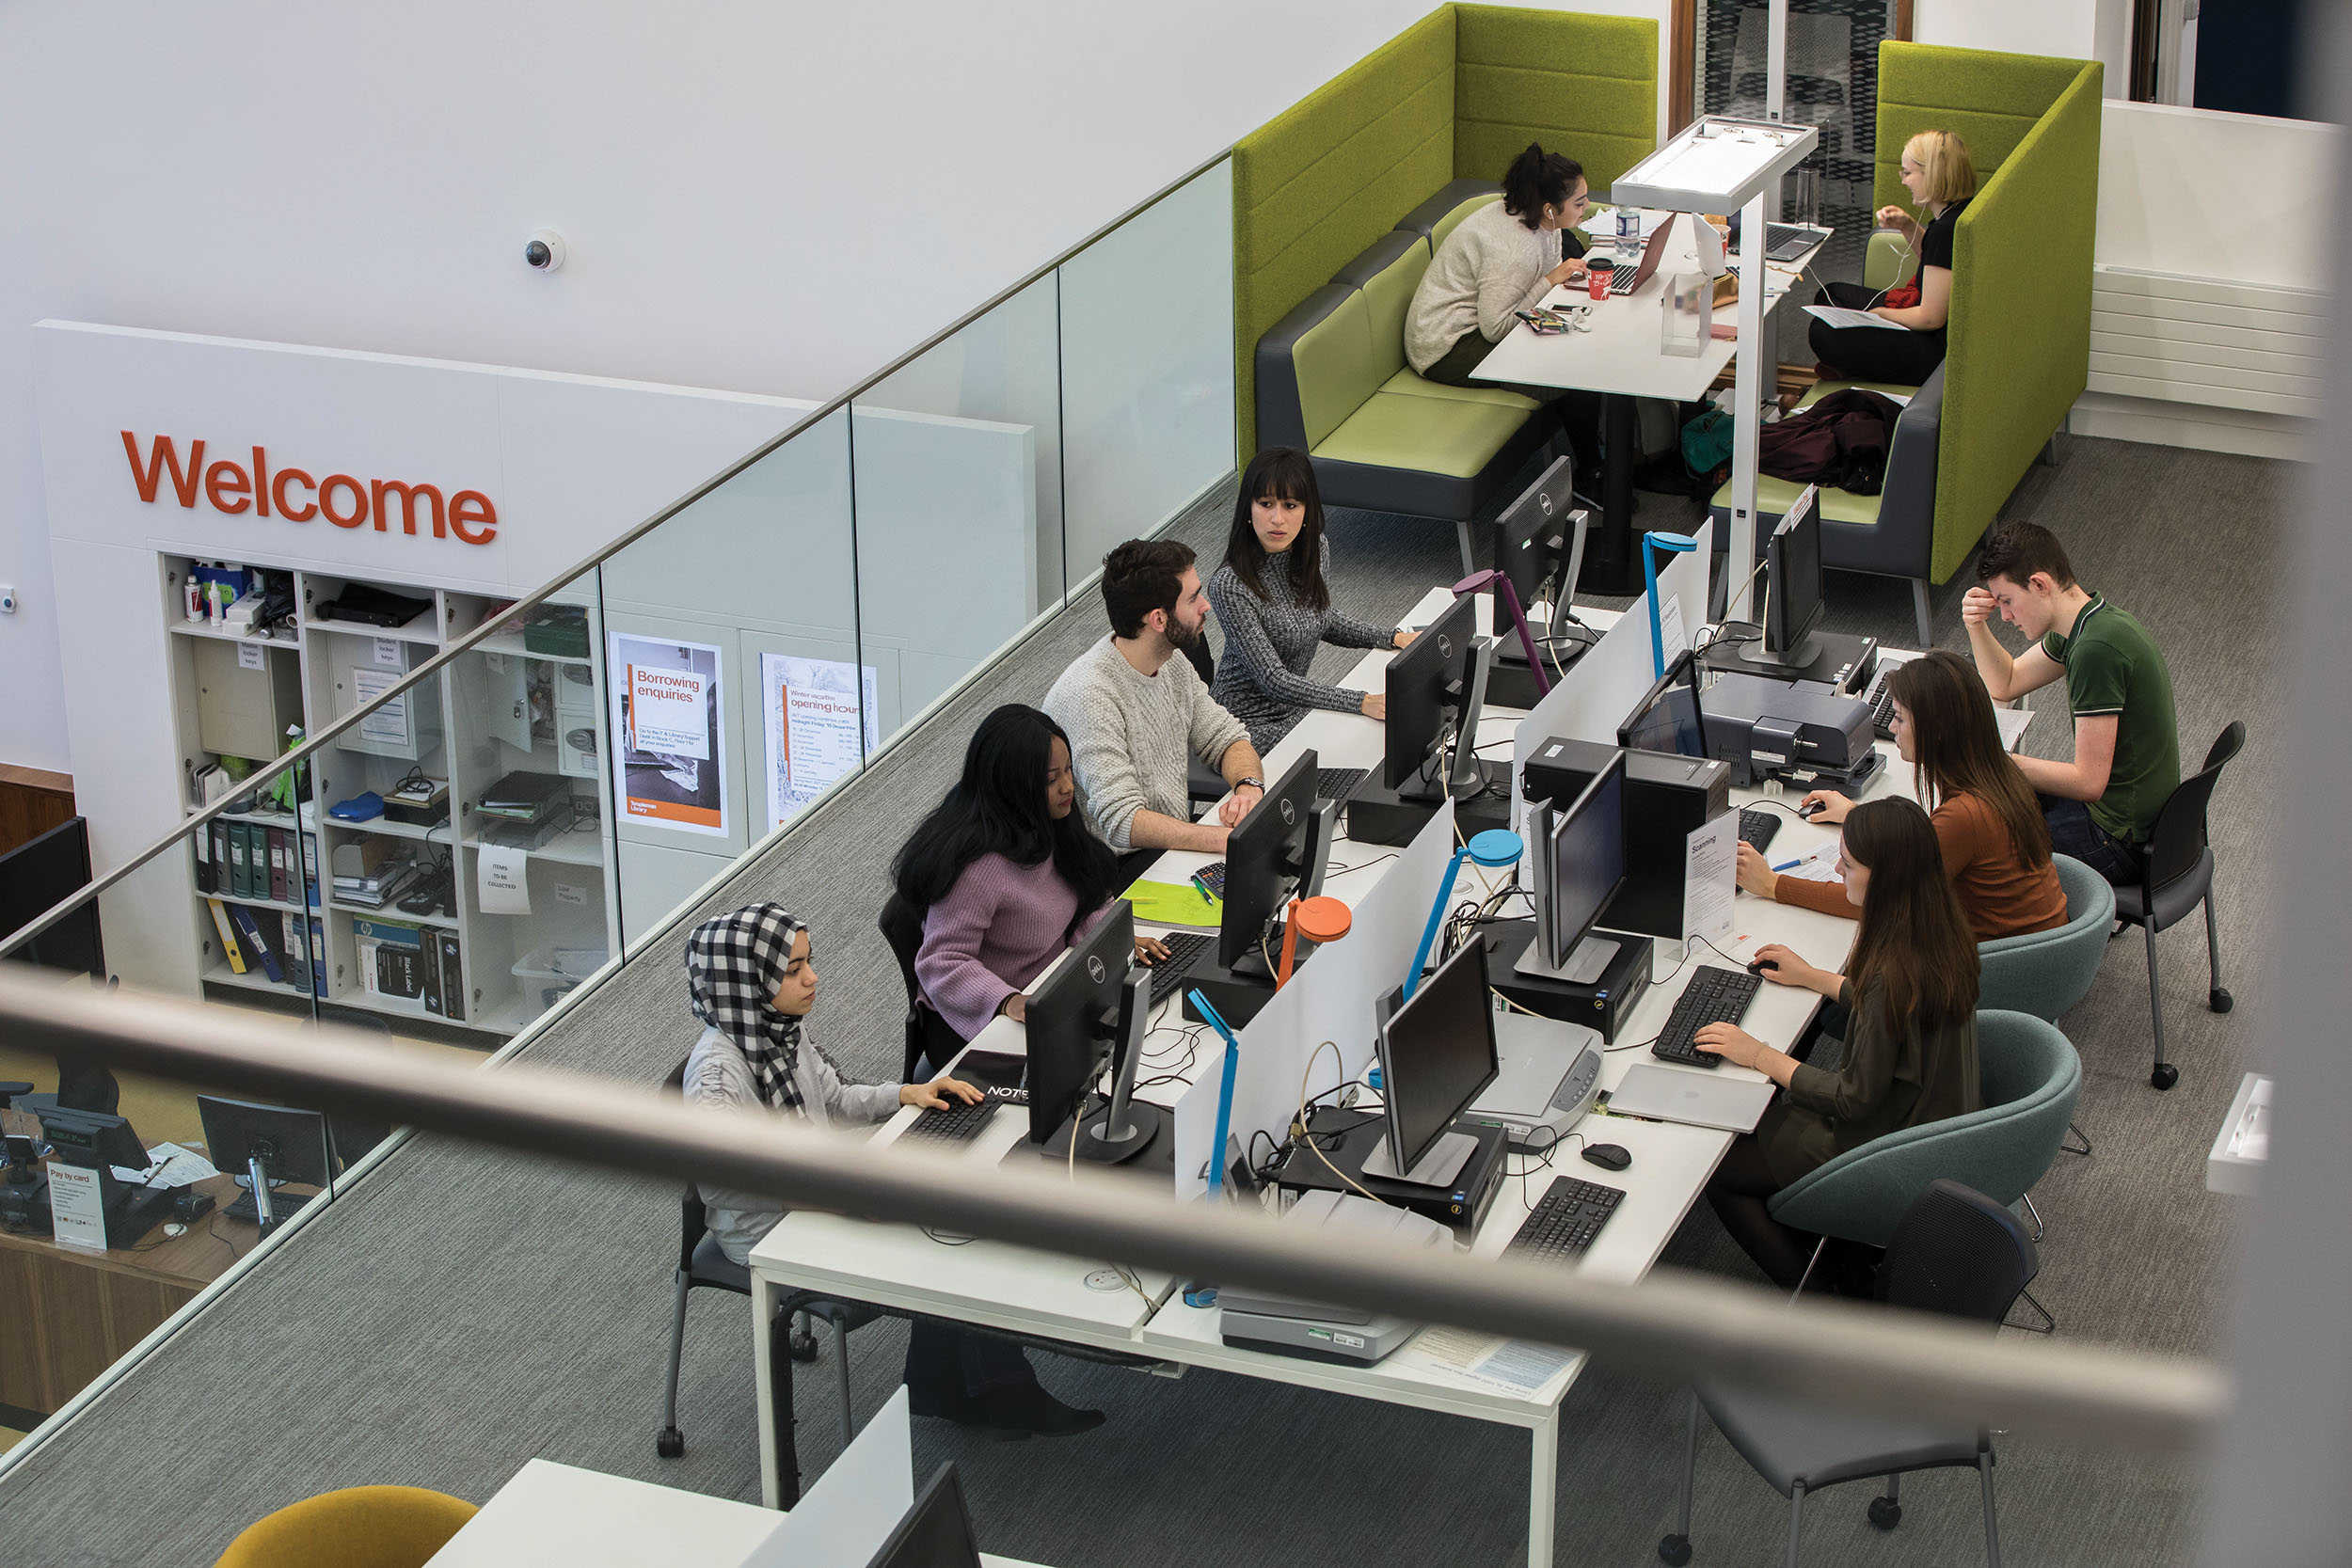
1797,800,1826,820
162,1222,188,1238
1747,958,1780,976
1581,1143,1632,1172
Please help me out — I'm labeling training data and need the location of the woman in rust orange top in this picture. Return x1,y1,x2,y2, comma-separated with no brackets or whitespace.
1737,650,2067,941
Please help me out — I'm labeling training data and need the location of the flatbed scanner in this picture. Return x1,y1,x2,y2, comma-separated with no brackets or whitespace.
1217,1190,1453,1365
1700,671,1883,792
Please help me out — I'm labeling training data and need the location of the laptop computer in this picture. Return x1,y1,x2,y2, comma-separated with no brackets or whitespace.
1605,1063,1776,1132
1607,216,1679,296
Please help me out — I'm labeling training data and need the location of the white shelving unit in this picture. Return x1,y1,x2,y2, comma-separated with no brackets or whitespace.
166,557,621,1038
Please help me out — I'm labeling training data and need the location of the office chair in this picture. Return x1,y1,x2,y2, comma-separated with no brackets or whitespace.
879,892,968,1083
1977,854,2115,1175
1661,1180,2038,1568
1184,633,1228,810
654,1061,871,1503
213,1485,477,1568
2114,723,2244,1090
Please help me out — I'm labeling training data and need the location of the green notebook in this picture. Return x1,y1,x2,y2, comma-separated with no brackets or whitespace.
1122,878,1222,930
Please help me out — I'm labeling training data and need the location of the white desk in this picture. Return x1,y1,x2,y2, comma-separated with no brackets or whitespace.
752,590,1913,1563
1471,211,1825,597
426,1459,1046,1568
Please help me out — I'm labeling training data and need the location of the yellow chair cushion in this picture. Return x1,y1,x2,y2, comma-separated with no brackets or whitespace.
214,1485,479,1568
1314,389,1533,479
1377,368,1539,412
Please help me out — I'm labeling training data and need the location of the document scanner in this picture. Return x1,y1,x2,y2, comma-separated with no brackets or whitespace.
1217,1190,1451,1365
1699,671,1883,791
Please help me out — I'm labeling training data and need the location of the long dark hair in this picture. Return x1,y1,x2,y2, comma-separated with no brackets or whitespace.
1501,143,1584,231
1842,797,1980,1034
890,704,1119,929
1224,447,1330,612
1889,650,2051,868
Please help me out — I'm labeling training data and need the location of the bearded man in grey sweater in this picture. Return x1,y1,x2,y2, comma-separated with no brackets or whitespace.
1043,539,1266,855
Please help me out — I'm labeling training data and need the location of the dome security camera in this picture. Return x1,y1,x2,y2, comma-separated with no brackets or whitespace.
523,229,568,272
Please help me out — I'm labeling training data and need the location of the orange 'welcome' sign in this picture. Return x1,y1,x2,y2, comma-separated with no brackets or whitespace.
120,431,498,545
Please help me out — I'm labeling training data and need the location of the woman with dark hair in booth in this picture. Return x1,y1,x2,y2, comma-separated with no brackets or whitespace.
1694,797,1983,1290
1205,448,1413,751
1406,142,1604,475
1736,650,2066,941
892,704,1166,1057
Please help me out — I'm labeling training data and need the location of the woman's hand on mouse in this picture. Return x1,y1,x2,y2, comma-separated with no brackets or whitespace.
901,1075,985,1110
1799,789,1854,825
1692,1022,1766,1068
1751,942,1830,993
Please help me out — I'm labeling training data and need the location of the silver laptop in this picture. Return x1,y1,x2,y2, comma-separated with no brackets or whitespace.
1606,1064,1776,1132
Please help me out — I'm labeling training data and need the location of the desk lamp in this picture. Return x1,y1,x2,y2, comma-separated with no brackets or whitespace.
1277,895,1350,989
1451,569,1552,698
1642,531,1699,678
1404,829,1524,1002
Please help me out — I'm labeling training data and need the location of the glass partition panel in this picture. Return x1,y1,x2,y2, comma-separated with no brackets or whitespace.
1057,157,1236,576
851,277,1064,737
597,410,861,951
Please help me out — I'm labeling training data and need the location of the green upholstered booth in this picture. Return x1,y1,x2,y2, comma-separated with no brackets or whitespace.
1710,44,2101,638
1232,5,1660,487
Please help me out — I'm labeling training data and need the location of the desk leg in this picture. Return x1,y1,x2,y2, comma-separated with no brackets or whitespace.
754,1275,780,1509
1577,396,1645,596
1528,1410,1560,1566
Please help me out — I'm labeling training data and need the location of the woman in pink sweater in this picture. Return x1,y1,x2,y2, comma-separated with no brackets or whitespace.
893,705,1166,1052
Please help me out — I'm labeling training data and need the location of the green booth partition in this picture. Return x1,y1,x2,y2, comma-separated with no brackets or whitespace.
1232,4,1659,521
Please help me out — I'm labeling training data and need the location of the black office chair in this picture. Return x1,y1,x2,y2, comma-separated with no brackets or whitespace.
2114,722,2243,1090
654,1060,872,1503
1661,1180,2039,1568
879,892,968,1083
1184,634,1228,810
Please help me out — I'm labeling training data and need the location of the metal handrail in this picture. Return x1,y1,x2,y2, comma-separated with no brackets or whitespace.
0,967,2231,1456
1,146,1237,964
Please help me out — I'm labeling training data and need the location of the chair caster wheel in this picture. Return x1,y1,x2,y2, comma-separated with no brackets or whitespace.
1658,1533,1692,1565
656,1427,684,1459
2151,1063,2179,1091
1868,1496,1902,1530
2209,988,2233,1014
788,1328,820,1363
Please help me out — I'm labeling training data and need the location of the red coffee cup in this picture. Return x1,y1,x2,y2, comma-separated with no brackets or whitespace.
1586,259,1614,301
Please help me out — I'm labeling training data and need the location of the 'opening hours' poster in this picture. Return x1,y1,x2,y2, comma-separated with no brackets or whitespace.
611,633,730,837
762,653,882,831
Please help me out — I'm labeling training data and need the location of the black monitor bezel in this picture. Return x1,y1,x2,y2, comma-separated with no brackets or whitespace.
1216,749,1321,971
1541,751,1629,970
1615,649,1709,759
36,1105,149,1172
1383,592,1480,790
1374,941,1501,1178
1024,900,1139,1146
195,1094,334,1190
861,1461,981,1568
1765,488,1825,658
1491,453,1580,612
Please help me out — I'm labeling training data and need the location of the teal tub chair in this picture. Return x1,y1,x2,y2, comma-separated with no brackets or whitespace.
1767,1010,2079,1330
1979,854,2112,1176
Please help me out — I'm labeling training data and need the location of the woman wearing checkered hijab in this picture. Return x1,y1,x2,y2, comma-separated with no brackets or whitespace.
679,902,1106,1438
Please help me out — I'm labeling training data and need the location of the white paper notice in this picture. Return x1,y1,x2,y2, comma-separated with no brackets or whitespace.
350,666,412,749
237,642,265,672
1396,1324,1577,1395
761,653,883,831
49,1162,108,1252
478,843,532,915
1775,841,1843,884
1656,595,1690,667
1804,304,1906,332
373,637,405,667
1684,812,1739,947
114,1142,220,1188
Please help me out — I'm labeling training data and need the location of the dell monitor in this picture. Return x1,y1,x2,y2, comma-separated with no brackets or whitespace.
1023,901,1156,1164
1365,940,1500,1186
1382,592,1494,800
1617,650,1709,760
1522,752,1628,984
863,1462,982,1568
1491,456,1590,631
1756,484,1825,666
1216,749,1339,977
198,1095,332,1232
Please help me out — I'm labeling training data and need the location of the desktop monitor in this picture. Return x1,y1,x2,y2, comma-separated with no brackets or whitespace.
1617,650,1709,760
1023,902,1155,1164
198,1095,333,1193
1491,455,1588,617
1216,748,1337,975
1382,591,1486,795
863,1462,981,1568
1761,485,1825,664
0,817,106,981
1533,752,1628,974
36,1106,148,1173
1365,940,1500,1187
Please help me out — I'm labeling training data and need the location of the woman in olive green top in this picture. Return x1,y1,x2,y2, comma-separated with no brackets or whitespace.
1698,798,1983,1289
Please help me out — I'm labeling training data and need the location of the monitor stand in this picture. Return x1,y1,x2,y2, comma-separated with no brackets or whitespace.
1514,932,1620,987
1347,756,1512,847
1360,1128,1480,1187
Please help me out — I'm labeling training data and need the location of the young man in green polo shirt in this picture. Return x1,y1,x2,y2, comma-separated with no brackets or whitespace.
1961,521,2180,886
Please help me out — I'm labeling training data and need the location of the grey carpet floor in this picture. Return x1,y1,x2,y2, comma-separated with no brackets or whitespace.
0,437,2283,1567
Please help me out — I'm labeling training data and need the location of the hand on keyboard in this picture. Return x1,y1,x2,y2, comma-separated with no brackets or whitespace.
1691,1022,1765,1069
901,1075,986,1111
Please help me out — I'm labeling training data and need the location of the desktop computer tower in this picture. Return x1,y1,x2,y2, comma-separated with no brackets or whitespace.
1272,1109,1507,1241
1481,919,1654,1042
1521,736,1730,942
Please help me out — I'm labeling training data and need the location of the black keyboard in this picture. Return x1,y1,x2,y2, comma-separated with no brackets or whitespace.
1144,930,1216,1005
898,1099,998,1147
1652,966,1764,1068
1863,668,1897,739
1502,1174,1625,1263
1738,809,1781,853
1317,767,1368,804
1193,863,1226,899
223,1186,316,1226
